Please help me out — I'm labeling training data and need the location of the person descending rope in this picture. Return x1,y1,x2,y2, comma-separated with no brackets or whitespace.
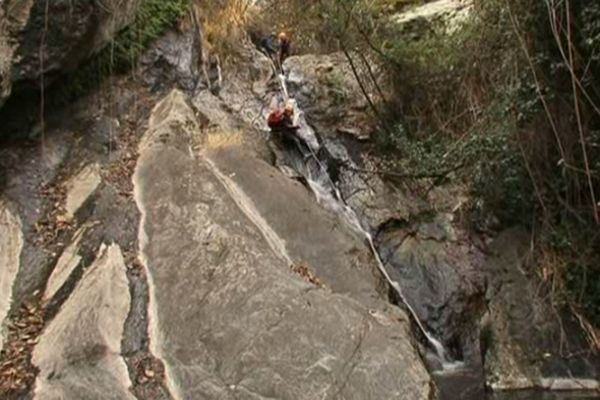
268,99,298,138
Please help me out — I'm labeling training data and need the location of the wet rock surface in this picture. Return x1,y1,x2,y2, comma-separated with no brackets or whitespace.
376,213,487,363
280,53,425,229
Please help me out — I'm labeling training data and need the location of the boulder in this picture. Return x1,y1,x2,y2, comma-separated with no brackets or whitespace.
391,0,473,36
32,243,134,400
133,90,434,399
0,0,141,107
141,29,201,93
284,53,377,139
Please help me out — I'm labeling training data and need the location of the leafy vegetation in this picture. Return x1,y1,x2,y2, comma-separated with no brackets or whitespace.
386,0,600,330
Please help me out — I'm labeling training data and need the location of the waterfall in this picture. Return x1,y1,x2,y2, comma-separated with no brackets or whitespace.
275,74,460,369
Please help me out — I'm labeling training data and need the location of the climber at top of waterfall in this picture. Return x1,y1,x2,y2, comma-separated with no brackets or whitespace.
260,33,279,61
259,31,291,72
268,99,298,136
277,31,291,67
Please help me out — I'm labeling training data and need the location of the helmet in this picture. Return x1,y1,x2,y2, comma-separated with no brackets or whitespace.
284,101,294,115
278,32,288,41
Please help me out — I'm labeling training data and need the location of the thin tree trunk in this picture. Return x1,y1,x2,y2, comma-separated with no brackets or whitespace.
341,45,393,136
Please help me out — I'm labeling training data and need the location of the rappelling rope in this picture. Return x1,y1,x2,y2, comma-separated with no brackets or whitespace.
275,69,353,213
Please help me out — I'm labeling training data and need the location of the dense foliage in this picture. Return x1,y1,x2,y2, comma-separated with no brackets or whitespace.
402,0,600,329
394,0,600,329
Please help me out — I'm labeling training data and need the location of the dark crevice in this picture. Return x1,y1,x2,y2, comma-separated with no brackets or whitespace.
121,251,173,400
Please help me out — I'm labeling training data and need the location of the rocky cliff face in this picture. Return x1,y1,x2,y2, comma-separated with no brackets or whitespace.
0,0,141,107
0,2,598,399
134,89,433,399
391,0,473,36
0,18,435,399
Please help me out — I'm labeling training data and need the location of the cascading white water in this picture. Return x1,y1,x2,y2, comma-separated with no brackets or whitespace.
308,172,452,366
275,74,461,369
278,74,289,99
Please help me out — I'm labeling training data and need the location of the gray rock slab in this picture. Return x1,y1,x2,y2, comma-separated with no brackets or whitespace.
134,90,433,400
0,200,23,349
43,226,86,302
207,146,385,306
284,53,375,138
63,163,102,220
32,243,134,400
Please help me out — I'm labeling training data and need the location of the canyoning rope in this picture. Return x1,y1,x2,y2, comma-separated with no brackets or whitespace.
275,73,346,205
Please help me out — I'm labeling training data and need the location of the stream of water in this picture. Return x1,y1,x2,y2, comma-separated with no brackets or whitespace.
274,75,461,370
